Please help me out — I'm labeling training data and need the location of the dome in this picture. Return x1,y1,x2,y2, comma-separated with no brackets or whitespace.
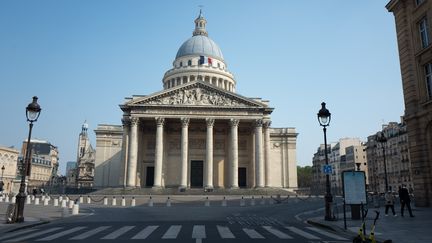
175,35,224,60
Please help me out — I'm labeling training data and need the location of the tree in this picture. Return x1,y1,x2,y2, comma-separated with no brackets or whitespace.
297,165,312,188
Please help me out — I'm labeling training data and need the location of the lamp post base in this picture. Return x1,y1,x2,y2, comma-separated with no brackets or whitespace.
324,194,334,221
15,192,27,223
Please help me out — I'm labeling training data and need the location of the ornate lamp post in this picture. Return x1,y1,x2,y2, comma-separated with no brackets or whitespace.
317,102,333,221
376,131,389,192
15,96,41,223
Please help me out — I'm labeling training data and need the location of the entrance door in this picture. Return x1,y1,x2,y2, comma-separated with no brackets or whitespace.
238,167,247,188
146,166,154,187
190,160,204,188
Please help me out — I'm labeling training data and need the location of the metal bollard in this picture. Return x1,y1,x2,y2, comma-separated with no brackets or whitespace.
72,204,79,215
103,196,108,206
250,196,255,206
87,196,91,204
121,197,126,207
112,196,117,206
61,199,67,208
240,196,245,207
79,196,83,204
54,198,59,207
221,196,227,207
166,197,171,207
35,197,40,205
43,198,49,206
148,196,154,207
205,197,210,207
131,197,136,207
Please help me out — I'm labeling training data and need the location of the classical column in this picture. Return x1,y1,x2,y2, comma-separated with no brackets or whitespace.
153,117,165,188
180,117,190,189
255,119,264,188
120,118,130,187
126,117,139,187
230,119,239,188
205,118,215,189
263,120,272,187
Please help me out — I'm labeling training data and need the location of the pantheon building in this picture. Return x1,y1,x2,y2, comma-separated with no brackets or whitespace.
94,12,298,190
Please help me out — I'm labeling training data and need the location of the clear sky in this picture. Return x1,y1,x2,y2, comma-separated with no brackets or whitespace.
0,1,403,175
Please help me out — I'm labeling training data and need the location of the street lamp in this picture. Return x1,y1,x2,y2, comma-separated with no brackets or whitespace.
15,96,41,223
317,102,333,221
376,131,389,192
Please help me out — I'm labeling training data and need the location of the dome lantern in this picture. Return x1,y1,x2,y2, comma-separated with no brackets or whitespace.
193,9,208,37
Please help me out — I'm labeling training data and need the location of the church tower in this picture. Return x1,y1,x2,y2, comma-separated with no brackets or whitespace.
76,121,95,188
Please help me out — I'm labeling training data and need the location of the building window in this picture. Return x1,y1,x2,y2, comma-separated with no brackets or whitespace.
180,62,183,67
416,0,425,6
419,17,430,48
425,63,432,99
188,60,192,66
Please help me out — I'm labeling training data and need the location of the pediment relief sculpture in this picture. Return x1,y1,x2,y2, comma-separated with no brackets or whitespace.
135,85,261,107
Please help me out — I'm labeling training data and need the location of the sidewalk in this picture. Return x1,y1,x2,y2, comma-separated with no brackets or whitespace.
308,205,432,243
0,202,63,234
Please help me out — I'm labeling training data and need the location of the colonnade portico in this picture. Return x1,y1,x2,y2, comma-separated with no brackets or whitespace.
123,116,272,189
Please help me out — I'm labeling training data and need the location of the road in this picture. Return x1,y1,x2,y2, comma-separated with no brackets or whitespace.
0,196,352,243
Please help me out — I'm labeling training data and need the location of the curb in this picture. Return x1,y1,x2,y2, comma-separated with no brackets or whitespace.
307,219,388,243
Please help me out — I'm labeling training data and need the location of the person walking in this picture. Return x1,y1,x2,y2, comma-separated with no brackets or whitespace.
398,184,414,217
385,190,397,216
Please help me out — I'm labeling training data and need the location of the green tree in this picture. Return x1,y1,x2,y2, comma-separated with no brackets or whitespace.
297,165,312,188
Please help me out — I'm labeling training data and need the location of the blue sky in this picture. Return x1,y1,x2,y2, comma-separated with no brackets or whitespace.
0,1,403,175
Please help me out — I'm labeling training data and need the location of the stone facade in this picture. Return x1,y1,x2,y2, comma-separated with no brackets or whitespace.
0,146,19,194
387,0,432,206
312,138,365,195
21,139,59,190
365,119,412,194
94,12,298,190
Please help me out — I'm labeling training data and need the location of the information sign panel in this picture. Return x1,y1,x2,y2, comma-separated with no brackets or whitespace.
342,171,366,205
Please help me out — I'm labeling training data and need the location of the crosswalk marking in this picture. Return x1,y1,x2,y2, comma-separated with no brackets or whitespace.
70,226,111,240
0,229,37,241
306,227,348,240
162,225,181,239
286,226,321,240
5,227,62,242
101,226,135,239
243,228,264,239
36,227,86,241
0,224,347,241
131,226,158,239
262,226,293,239
217,225,235,239
192,225,206,239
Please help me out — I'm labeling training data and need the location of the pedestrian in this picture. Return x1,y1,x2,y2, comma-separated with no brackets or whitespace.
398,184,414,217
384,190,397,216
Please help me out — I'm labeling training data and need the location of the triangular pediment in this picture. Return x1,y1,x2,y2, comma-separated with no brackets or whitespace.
125,81,267,108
